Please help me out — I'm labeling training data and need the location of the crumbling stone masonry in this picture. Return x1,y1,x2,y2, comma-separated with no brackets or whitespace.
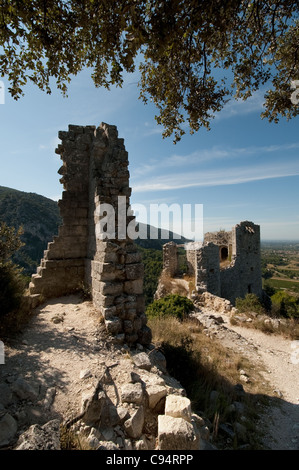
162,221,262,305
29,123,151,345
162,242,178,277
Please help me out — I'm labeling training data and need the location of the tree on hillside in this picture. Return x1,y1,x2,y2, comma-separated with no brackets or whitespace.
0,0,298,142
0,222,25,318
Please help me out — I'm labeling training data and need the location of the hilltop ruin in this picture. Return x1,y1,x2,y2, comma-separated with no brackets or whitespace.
163,221,263,304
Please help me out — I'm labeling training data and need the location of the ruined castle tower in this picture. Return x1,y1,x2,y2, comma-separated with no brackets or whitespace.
29,123,151,345
162,221,262,305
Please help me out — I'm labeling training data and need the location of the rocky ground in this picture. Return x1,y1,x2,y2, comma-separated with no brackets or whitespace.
0,295,209,450
0,292,298,451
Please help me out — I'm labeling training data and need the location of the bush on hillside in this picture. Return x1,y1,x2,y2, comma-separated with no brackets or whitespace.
0,222,26,319
146,294,194,320
271,290,299,319
235,293,266,315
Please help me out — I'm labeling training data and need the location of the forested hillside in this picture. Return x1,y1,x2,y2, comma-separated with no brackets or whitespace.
0,186,61,275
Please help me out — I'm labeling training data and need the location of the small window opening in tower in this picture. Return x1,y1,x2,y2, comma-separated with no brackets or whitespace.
248,284,252,293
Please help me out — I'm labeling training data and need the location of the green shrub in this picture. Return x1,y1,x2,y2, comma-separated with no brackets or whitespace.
271,291,299,319
0,262,26,317
146,294,194,320
0,222,26,321
235,293,265,315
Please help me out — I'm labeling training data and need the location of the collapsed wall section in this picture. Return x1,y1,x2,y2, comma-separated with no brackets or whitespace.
29,123,151,345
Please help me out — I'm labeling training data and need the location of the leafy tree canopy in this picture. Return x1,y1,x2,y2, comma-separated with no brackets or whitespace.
1,0,298,142
0,221,24,262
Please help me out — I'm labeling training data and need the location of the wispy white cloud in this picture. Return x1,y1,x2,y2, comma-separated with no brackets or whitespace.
132,159,299,192
132,141,299,181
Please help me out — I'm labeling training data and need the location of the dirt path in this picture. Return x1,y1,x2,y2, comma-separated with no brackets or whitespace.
3,295,127,426
227,323,299,450
194,307,299,450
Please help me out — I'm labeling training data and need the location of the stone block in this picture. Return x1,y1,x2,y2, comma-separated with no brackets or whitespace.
125,263,144,280
158,415,199,450
124,279,143,295
165,395,192,422
132,352,152,371
99,282,123,296
123,406,144,439
146,385,167,409
105,317,122,335
121,383,144,405
126,252,142,264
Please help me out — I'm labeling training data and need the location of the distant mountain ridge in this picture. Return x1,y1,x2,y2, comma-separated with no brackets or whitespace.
0,186,190,275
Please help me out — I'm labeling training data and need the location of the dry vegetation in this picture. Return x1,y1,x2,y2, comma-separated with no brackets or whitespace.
148,315,271,449
230,312,299,340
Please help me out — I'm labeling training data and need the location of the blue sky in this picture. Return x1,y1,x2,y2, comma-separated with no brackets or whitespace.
0,67,298,241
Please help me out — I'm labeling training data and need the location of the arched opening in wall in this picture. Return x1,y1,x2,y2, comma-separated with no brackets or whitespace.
220,246,228,262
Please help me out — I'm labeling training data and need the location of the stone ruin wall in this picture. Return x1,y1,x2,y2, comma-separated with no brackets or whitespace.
162,221,262,305
29,123,151,346
184,242,202,276
220,221,262,303
196,243,221,297
162,242,178,277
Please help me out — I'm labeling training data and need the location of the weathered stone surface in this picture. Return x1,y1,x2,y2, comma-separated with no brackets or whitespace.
81,390,106,425
158,415,199,450
165,395,192,422
11,377,38,401
15,419,61,450
124,406,144,439
146,384,168,409
0,413,18,447
132,352,152,371
97,440,119,450
121,383,144,405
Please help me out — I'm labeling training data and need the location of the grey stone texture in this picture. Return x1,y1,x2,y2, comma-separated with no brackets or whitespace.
162,242,178,277
29,123,150,345
163,221,262,304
